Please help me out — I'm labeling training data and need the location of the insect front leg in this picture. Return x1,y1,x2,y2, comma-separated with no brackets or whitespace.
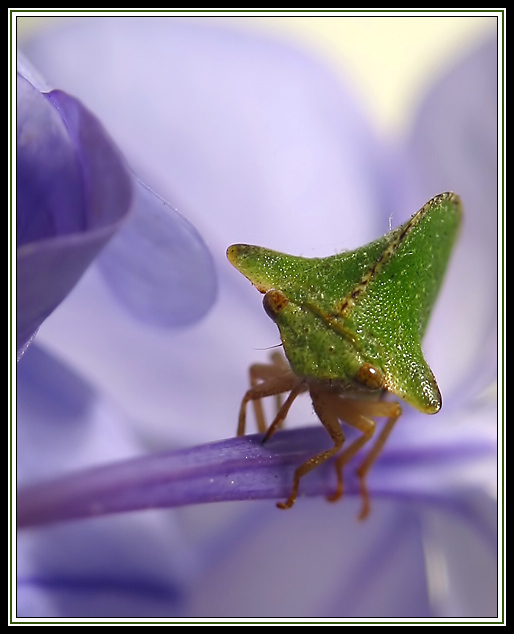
261,382,307,444
237,366,299,436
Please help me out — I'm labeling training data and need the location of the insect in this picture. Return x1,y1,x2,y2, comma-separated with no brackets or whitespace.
227,192,461,518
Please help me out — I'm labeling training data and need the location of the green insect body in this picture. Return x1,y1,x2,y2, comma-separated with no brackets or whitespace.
227,192,461,517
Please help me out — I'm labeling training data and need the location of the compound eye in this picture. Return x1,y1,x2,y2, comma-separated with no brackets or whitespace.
354,363,384,391
263,289,289,321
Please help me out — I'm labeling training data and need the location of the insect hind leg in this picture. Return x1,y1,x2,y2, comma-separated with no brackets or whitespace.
276,385,345,510
327,397,401,520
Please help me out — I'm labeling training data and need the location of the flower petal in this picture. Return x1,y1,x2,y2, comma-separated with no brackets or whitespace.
16,75,133,358
17,344,144,485
23,17,400,253
405,35,498,400
96,178,217,327
17,75,86,246
185,497,494,618
16,509,195,618
16,344,196,618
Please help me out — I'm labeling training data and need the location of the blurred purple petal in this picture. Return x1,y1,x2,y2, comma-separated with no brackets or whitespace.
23,17,402,256
17,74,133,358
17,344,196,617
17,52,217,358
97,178,217,327
17,76,86,245
17,344,145,486
17,510,193,618
405,35,498,402
186,494,495,618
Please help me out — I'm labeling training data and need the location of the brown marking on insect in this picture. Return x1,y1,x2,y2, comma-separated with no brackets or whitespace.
338,203,429,317
354,363,384,391
304,301,358,343
263,289,289,320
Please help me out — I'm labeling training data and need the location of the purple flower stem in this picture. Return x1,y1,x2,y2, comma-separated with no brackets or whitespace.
17,427,494,529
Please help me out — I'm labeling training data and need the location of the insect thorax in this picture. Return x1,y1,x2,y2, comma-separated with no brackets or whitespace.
274,299,383,393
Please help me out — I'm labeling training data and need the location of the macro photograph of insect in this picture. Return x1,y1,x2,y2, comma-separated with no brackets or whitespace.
227,192,461,518
14,11,501,624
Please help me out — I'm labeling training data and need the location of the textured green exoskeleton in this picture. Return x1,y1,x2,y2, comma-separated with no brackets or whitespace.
227,192,461,517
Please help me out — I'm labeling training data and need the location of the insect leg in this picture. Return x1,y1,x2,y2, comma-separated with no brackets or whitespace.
354,401,402,520
261,382,307,444
276,386,346,510
238,370,299,436
249,362,286,434
319,395,377,506
269,352,291,418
